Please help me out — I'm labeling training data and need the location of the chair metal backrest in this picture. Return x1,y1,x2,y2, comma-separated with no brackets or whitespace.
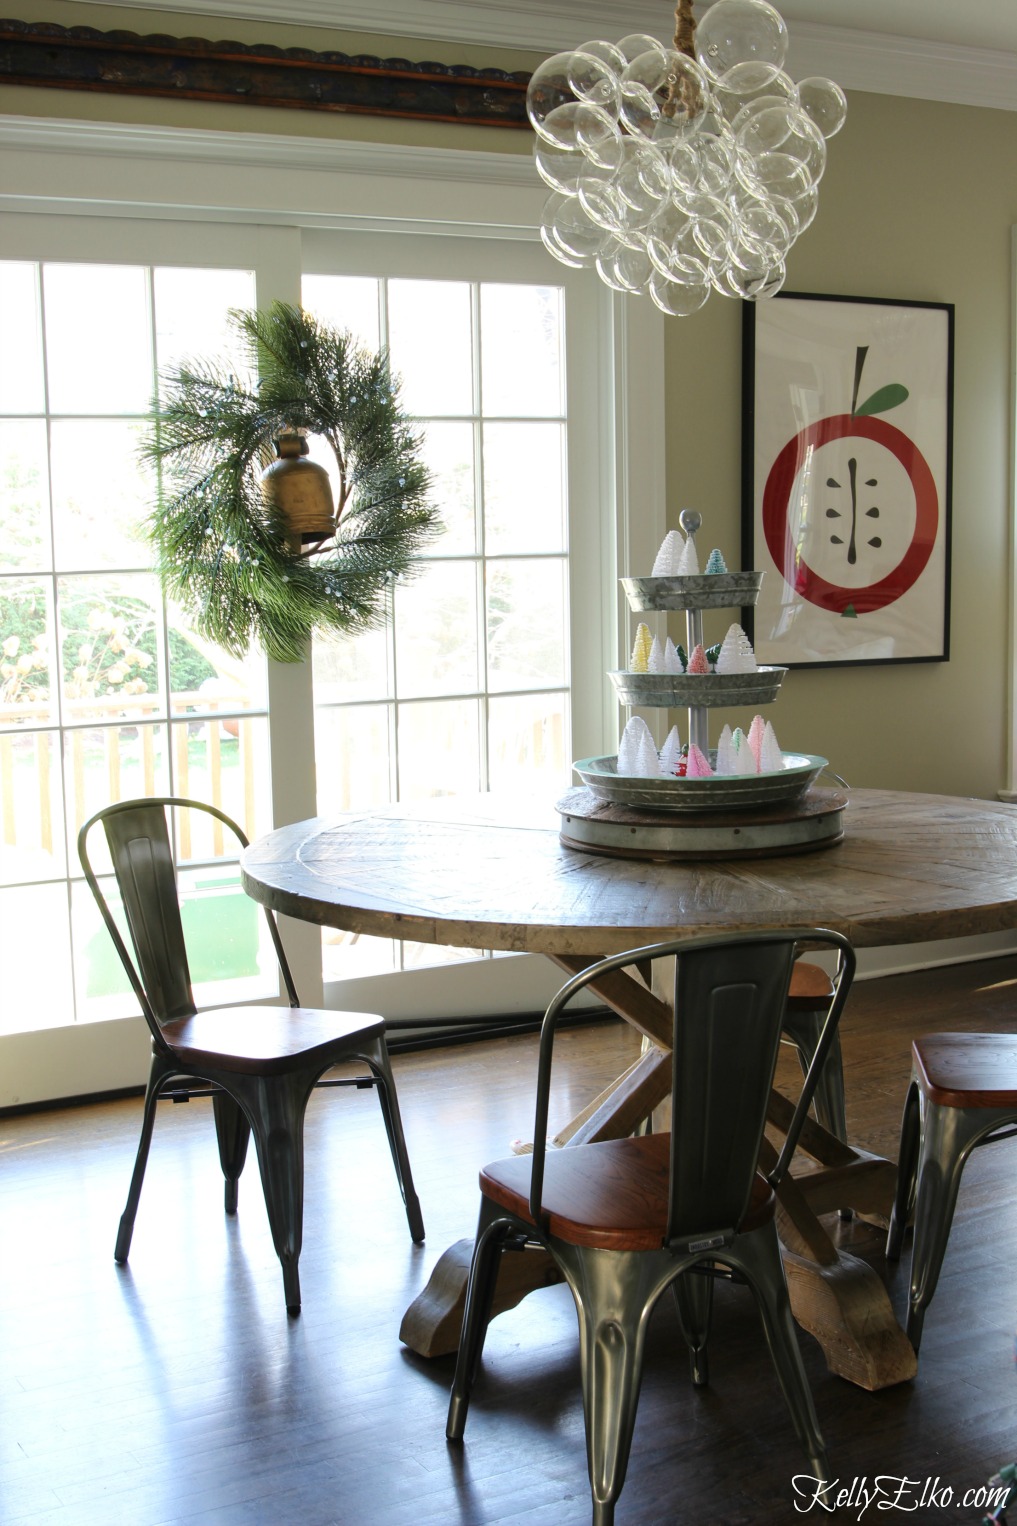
78,796,299,1043
528,928,855,1246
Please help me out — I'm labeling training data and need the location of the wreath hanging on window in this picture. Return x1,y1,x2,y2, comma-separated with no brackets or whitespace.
143,302,439,662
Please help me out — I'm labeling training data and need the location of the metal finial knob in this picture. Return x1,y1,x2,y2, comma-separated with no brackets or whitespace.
679,509,702,538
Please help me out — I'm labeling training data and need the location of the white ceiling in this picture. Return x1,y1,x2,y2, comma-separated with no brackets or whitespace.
70,0,1017,110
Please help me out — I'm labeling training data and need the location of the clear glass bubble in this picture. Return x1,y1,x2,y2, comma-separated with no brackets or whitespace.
620,49,710,141
735,195,794,256
727,258,787,299
597,241,653,294
527,53,578,141
737,104,827,188
695,119,737,194
540,222,589,269
736,147,813,201
664,138,701,194
646,203,692,277
566,49,622,115
649,267,711,316
575,38,627,77
797,76,848,138
578,177,627,233
695,0,789,85
721,70,797,127
547,193,613,261
617,32,668,64
541,100,621,158
534,139,583,196
673,190,732,260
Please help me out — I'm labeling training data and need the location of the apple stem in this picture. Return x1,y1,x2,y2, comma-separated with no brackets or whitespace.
851,345,869,415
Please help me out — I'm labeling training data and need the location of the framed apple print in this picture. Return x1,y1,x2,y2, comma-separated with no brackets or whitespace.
742,292,953,667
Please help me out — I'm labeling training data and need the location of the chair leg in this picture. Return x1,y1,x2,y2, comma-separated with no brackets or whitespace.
886,1079,921,1262
359,1037,425,1244
212,1090,251,1216
783,1009,848,1143
556,1242,674,1526
906,1102,991,1353
446,1203,516,1441
729,1224,829,1482
115,1054,175,1264
229,1068,316,1317
671,1269,713,1386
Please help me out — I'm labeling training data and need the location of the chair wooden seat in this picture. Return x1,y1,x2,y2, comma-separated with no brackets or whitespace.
787,961,835,1007
481,1135,774,1251
161,1007,386,1074
912,1032,1017,1107
888,1031,1017,1352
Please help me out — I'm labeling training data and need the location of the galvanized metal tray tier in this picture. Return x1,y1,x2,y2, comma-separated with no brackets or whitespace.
609,667,787,709
621,571,763,611
574,752,827,813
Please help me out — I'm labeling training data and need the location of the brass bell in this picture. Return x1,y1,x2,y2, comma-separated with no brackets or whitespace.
260,431,335,547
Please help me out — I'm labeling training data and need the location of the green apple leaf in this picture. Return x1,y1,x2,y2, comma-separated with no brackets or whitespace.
854,383,909,417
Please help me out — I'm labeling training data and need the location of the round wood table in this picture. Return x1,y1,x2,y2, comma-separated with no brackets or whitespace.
241,788,1017,1390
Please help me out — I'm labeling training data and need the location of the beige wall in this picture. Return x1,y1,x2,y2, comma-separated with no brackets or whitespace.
4,10,1017,798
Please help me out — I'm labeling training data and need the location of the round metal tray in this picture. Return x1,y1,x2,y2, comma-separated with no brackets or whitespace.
574,752,828,813
621,571,763,611
557,785,847,860
609,667,787,708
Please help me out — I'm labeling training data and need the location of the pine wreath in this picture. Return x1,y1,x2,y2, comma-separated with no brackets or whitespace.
144,302,440,662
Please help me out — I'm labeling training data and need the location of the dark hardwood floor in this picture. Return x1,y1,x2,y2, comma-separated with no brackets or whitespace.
4,956,1017,1524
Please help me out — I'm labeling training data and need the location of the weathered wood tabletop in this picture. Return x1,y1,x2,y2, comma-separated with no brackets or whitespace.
241,788,1017,1390
241,788,1017,953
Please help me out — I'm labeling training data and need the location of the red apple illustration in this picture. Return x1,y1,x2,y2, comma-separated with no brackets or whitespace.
761,345,938,616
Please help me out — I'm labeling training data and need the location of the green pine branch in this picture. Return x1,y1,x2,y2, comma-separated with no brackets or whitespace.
142,302,441,662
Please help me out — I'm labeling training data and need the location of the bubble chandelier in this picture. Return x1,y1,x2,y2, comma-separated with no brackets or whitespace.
527,0,847,316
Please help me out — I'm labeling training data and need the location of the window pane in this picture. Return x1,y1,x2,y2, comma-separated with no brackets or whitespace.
483,421,566,555
0,577,55,726
0,263,44,414
486,559,567,691
0,726,65,884
58,575,164,726
169,716,272,843
51,419,155,572
420,420,476,555
397,698,480,799
71,875,138,1024
43,265,153,415
168,613,267,716
312,621,390,705
0,882,74,1034
480,283,563,418
314,704,392,811
388,279,473,416
63,722,169,872
154,266,257,384
322,927,397,982
394,561,479,698
178,864,276,1007
488,692,568,792
0,418,51,571
303,274,381,353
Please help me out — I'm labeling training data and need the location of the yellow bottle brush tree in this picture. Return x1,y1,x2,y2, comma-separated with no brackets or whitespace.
143,302,440,662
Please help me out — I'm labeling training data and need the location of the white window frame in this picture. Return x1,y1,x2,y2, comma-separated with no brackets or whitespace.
0,117,665,1105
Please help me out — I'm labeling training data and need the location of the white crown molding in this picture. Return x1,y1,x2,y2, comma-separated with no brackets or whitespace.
0,116,544,235
67,0,1017,110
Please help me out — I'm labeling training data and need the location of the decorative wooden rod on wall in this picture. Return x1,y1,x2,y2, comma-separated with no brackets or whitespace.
0,19,530,127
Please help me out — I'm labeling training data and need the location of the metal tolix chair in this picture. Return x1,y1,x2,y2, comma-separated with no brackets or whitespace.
446,927,856,1526
886,1032,1017,1352
79,796,424,1316
784,959,849,1142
